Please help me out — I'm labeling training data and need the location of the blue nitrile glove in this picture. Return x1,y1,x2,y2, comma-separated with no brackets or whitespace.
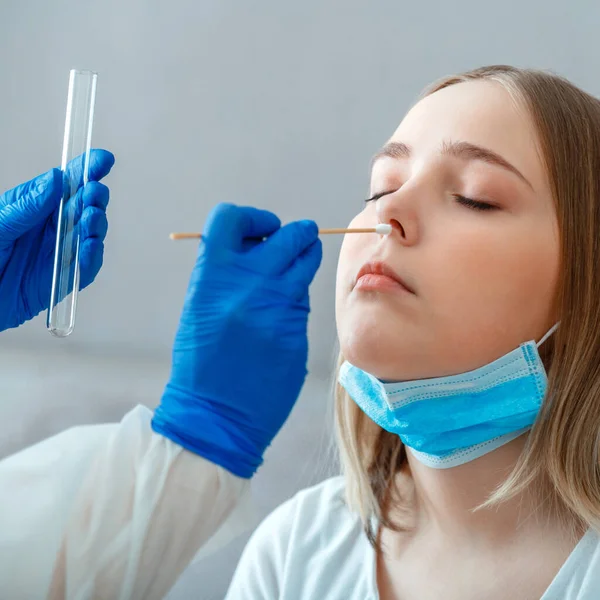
0,149,115,331
152,203,323,478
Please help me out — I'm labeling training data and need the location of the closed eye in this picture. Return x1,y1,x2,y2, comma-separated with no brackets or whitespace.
365,190,396,203
454,195,498,211
365,191,498,211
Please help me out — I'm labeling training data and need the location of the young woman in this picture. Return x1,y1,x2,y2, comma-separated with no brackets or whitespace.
225,65,600,599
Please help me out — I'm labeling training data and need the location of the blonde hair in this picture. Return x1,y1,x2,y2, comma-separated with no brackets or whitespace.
334,65,600,547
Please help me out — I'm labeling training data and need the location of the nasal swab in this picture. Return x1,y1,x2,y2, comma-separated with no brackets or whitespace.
169,224,392,241
319,224,392,235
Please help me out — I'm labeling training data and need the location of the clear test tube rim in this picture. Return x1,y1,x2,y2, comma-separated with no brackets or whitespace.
47,69,98,337
61,70,97,171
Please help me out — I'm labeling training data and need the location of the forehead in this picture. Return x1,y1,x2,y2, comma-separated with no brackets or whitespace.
387,80,547,192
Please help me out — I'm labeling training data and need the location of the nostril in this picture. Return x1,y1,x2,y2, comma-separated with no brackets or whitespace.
390,218,405,237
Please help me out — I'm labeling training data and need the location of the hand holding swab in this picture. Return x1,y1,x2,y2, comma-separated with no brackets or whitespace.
169,223,392,241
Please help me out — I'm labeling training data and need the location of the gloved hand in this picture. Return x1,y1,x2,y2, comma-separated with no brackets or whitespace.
0,149,115,331
152,203,323,478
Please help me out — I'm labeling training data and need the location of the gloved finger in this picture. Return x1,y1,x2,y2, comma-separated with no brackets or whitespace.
50,185,104,246
80,206,108,241
63,149,115,195
81,181,110,210
202,203,281,253
240,238,264,251
0,168,62,243
79,237,104,290
52,185,85,232
251,220,319,275
280,239,323,301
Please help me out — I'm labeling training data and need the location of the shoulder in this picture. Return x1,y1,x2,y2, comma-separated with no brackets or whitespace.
277,475,349,522
544,529,600,599
247,475,353,557
226,477,369,598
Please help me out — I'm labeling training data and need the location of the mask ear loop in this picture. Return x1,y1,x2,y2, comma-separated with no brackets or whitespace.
537,322,560,348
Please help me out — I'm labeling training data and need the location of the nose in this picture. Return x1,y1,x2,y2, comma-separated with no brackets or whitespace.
375,190,418,245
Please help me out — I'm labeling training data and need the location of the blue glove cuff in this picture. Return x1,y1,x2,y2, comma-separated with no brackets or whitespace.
151,385,265,479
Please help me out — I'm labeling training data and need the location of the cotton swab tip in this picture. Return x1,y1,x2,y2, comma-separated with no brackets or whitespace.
375,223,393,235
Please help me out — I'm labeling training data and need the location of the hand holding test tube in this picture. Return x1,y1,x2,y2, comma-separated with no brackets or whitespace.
0,72,112,333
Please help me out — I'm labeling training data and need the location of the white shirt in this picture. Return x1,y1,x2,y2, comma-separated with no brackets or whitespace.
0,405,252,599
226,476,600,599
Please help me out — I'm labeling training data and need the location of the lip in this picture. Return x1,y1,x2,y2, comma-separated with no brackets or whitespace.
354,261,416,295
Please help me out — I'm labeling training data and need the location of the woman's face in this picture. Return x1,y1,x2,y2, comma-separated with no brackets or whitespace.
335,80,560,381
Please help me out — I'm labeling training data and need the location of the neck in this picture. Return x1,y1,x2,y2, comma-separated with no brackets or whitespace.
398,434,552,544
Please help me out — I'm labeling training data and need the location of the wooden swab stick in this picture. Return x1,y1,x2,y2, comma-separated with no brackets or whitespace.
170,224,392,240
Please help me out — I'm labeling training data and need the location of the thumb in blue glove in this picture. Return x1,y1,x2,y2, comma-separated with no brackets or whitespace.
0,149,115,331
152,203,323,478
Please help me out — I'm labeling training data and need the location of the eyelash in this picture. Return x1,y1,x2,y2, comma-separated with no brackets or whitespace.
453,195,498,211
365,191,498,212
365,190,395,203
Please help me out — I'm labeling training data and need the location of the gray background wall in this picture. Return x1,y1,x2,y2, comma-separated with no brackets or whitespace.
0,1,597,598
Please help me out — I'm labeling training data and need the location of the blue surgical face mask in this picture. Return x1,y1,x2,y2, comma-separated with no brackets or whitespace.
338,324,558,469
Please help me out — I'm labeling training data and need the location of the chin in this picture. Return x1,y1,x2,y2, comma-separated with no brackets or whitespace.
338,306,446,381
336,292,432,381
341,345,435,382
338,319,408,381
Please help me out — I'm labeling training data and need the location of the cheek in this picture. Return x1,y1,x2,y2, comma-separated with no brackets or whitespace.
335,226,362,312
335,212,373,331
430,223,560,352
335,210,373,277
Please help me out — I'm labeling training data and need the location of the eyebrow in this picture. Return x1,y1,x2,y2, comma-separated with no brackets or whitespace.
371,140,533,189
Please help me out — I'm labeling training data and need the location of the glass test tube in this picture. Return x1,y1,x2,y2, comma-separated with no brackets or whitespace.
47,69,97,337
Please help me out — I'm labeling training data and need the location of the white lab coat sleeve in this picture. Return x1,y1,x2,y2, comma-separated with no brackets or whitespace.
0,404,254,600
